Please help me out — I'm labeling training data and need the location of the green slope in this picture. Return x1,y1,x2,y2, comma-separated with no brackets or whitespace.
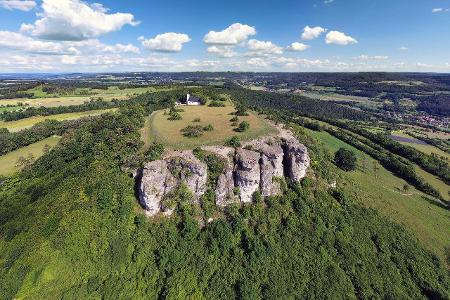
303,128,450,263
0,107,449,299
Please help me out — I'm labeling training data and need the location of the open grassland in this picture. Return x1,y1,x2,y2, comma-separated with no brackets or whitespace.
0,86,175,108
391,130,450,160
0,136,60,176
0,108,116,132
143,103,276,149
304,128,450,263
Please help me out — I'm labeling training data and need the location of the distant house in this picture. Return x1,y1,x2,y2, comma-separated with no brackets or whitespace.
176,94,203,106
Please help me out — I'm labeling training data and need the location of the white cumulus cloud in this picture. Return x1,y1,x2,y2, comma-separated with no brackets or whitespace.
25,0,139,41
398,46,408,51
0,30,75,54
0,0,36,11
301,26,326,40
325,30,357,45
139,33,191,52
203,23,256,45
286,42,310,51
247,39,283,54
207,46,236,58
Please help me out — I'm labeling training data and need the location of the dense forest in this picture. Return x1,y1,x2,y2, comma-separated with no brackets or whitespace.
1,91,449,299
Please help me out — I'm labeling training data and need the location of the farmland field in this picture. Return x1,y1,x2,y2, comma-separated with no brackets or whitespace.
303,127,450,262
0,135,61,176
391,130,450,160
0,85,175,107
143,102,276,149
0,108,116,132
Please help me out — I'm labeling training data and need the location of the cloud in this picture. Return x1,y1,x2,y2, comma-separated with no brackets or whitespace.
324,0,334,4
432,8,449,13
247,57,269,68
352,55,388,60
0,0,36,11
0,30,75,54
286,42,310,52
25,0,139,41
398,46,408,51
139,33,191,52
203,23,256,45
301,26,326,40
247,39,283,54
206,46,236,58
0,31,139,56
325,30,357,45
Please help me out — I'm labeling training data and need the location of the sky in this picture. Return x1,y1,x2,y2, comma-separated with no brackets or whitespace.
0,0,449,73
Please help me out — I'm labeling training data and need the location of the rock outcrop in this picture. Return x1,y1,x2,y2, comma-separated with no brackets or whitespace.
282,136,310,182
235,148,261,203
138,129,310,216
139,152,207,216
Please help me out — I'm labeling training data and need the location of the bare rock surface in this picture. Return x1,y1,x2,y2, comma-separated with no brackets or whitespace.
202,146,237,206
139,160,176,216
138,125,310,215
282,135,310,182
235,148,261,203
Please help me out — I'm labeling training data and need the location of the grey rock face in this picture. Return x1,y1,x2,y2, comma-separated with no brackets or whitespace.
139,129,310,215
282,136,310,182
235,148,261,203
166,156,207,201
139,160,176,216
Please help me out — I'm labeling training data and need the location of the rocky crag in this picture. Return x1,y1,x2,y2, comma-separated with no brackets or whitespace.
138,130,310,216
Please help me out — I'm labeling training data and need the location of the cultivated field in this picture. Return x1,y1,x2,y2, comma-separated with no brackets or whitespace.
143,102,276,149
0,108,116,132
0,135,61,176
304,128,450,263
391,130,450,160
0,86,175,108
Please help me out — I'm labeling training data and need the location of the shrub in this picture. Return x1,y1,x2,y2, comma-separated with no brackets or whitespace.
181,125,204,137
334,148,357,171
225,136,241,148
203,124,214,132
209,101,225,107
235,121,250,132
192,118,201,123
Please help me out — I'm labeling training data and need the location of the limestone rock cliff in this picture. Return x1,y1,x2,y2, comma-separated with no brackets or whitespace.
138,129,310,216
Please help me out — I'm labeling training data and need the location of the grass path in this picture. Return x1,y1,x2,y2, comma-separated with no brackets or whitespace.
0,108,116,132
304,128,450,263
0,136,61,176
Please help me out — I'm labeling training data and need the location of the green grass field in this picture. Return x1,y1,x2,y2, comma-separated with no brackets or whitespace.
0,136,61,176
0,108,116,132
392,130,450,160
304,128,450,263
0,86,176,108
143,103,276,149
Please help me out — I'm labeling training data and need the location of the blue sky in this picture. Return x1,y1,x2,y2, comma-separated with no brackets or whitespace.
0,0,449,72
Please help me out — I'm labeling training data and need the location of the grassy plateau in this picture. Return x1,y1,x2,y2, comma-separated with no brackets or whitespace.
142,102,276,149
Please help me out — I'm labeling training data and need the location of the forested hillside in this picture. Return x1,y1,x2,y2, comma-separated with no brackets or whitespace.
1,92,449,299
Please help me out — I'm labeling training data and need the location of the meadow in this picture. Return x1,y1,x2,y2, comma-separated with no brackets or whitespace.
304,128,450,263
0,135,61,176
0,108,116,132
0,85,174,108
391,130,450,160
143,102,276,149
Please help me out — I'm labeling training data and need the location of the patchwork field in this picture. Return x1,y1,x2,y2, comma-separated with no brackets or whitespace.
0,136,61,176
143,102,276,149
0,86,175,108
0,108,116,132
304,128,450,263
391,130,450,160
